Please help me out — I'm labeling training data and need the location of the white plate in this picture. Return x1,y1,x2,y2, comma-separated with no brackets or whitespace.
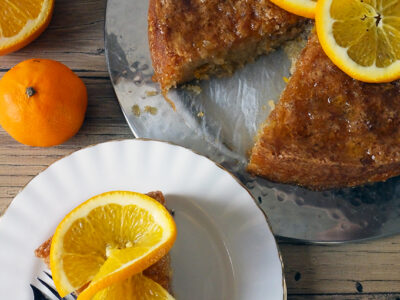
0,139,285,299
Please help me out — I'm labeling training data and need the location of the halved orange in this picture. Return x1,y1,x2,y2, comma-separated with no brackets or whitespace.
316,0,400,82
92,273,175,300
49,191,177,299
269,0,317,19
0,0,54,55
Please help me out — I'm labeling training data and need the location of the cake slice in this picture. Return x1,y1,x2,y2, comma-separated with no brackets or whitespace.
148,0,306,94
35,191,173,295
248,31,400,190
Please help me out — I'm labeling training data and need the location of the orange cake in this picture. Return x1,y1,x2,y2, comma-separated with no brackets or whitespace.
248,31,400,190
35,191,173,294
148,0,306,93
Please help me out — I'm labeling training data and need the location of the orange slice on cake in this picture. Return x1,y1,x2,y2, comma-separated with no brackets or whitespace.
316,0,400,82
269,0,317,18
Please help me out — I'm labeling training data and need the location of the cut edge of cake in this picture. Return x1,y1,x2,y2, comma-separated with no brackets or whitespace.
148,0,308,100
248,30,400,190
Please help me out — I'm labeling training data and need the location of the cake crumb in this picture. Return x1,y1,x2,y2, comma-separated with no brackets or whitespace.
184,84,202,95
145,90,158,97
283,24,312,74
197,111,204,117
268,100,275,110
132,104,141,116
144,106,158,115
283,76,289,83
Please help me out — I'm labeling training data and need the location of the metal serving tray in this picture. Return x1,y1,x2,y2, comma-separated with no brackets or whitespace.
105,0,400,243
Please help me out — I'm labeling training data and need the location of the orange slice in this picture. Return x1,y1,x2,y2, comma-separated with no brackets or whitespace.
49,191,177,299
269,0,316,18
0,0,54,55
316,0,400,82
92,273,174,300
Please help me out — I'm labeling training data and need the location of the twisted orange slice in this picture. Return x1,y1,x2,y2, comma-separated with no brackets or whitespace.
92,273,174,300
49,191,177,299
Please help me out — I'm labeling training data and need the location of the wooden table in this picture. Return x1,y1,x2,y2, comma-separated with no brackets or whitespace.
1,1,399,299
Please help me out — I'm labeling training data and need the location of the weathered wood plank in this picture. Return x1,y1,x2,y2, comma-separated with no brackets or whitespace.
0,187,21,199
288,293,400,300
280,236,400,295
0,0,108,75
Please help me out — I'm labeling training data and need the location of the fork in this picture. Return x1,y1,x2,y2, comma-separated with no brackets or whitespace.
31,271,77,300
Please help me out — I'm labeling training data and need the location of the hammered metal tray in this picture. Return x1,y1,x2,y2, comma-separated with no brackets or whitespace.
104,0,400,243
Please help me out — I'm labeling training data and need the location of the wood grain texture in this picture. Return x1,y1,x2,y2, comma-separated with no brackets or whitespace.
288,294,400,300
0,0,399,298
0,0,108,76
280,237,400,295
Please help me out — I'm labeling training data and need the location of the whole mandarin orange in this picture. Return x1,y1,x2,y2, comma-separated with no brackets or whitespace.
0,59,87,147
